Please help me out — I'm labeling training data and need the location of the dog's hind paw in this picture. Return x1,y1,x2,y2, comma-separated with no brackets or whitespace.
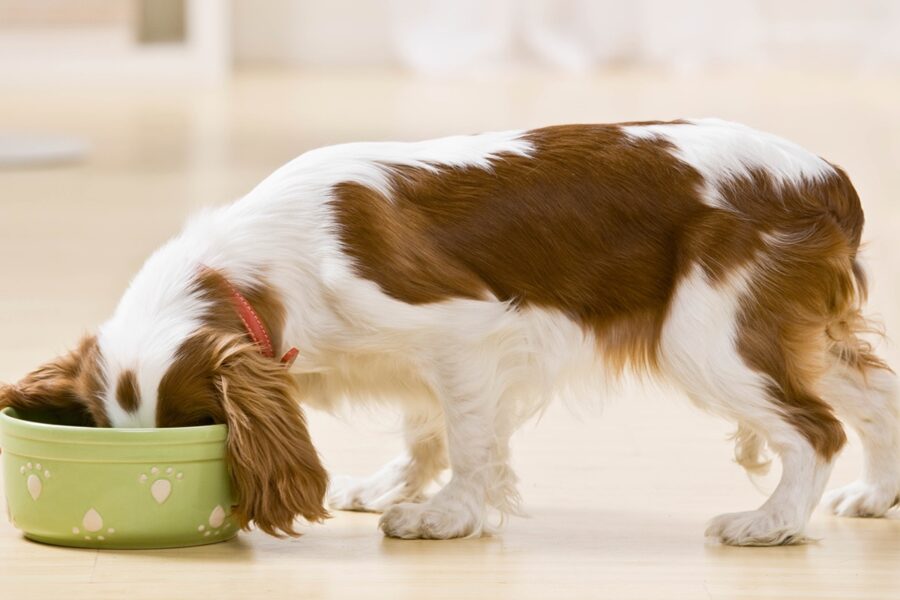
823,480,900,518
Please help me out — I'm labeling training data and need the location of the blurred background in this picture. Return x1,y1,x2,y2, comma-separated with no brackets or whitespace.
2,3,900,597
3,0,900,79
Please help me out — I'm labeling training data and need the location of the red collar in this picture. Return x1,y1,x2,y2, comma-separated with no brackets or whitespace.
222,277,299,367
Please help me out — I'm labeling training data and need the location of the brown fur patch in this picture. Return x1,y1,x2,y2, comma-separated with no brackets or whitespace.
333,124,713,372
0,336,109,427
156,269,328,535
331,122,866,459
115,369,140,413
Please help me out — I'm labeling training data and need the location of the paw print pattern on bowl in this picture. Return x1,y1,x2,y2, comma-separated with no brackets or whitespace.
1,407,236,549
138,466,184,504
72,508,116,541
19,462,50,501
197,505,233,537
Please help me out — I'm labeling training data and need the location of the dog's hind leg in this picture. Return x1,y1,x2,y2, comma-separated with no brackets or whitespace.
661,266,842,546
821,350,900,517
328,409,448,513
702,414,837,546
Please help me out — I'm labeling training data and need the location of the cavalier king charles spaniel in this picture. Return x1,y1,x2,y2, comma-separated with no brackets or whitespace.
2,119,898,545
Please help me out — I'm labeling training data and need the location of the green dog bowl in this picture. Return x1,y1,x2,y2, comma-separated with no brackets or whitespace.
0,407,238,549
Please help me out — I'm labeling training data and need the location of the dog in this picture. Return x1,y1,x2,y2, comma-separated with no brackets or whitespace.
2,119,898,545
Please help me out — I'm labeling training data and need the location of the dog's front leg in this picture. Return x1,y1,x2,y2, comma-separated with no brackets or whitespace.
328,410,448,512
379,353,515,539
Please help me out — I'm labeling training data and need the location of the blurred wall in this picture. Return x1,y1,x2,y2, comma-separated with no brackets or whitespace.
232,0,900,74
0,0,227,83
0,0,131,28
232,0,393,66
2,0,899,81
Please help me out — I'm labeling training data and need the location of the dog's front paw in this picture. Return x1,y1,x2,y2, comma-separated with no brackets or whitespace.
379,501,481,539
327,475,372,512
706,509,806,546
327,474,425,514
823,480,900,517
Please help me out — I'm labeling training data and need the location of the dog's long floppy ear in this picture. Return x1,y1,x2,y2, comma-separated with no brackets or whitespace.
0,336,107,427
212,336,329,537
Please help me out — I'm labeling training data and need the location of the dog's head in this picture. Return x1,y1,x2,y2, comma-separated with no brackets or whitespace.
0,267,328,536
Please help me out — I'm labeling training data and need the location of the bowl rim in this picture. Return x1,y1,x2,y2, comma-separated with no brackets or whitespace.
0,406,228,445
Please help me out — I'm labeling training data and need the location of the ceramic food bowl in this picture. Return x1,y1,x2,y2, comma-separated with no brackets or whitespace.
0,407,238,549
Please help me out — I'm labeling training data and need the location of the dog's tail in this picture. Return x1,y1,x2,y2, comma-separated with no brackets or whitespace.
819,166,888,372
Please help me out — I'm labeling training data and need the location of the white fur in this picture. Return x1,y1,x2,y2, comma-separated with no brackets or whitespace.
623,118,836,208
255,129,533,202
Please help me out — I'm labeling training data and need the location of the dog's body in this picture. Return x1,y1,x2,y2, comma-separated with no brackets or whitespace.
2,119,898,544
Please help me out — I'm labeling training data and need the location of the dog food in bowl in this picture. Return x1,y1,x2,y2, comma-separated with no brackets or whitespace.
0,407,238,549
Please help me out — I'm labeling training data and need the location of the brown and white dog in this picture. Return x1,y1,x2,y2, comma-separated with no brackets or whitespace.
2,119,898,545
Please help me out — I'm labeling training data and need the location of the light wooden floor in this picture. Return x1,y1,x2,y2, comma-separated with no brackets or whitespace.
2,67,900,600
